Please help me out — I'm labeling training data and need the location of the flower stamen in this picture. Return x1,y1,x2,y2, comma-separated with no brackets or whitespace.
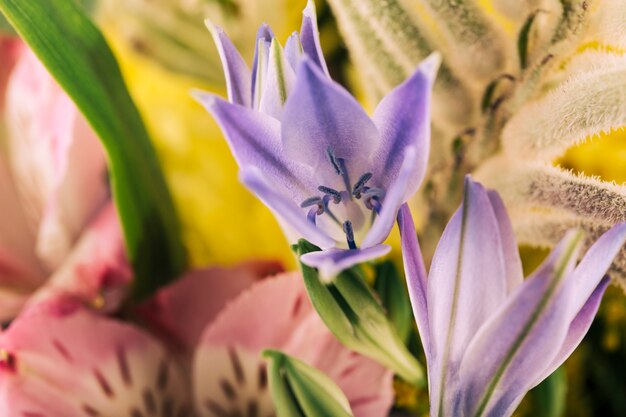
327,148,352,199
352,172,373,198
318,186,342,203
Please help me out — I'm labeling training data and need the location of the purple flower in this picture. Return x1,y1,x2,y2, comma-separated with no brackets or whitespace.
398,176,626,417
194,0,439,279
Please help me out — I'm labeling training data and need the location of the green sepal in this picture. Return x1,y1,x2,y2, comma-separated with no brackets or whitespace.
374,260,413,343
296,240,425,386
263,349,354,417
0,0,187,299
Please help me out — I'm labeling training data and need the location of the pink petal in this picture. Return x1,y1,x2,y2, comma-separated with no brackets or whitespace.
5,47,109,270
194,272,393,416
0,37,23,114
137,260,284,356
0,152,45,320
28,203,131,313
0,297,192,416
283,314,394,417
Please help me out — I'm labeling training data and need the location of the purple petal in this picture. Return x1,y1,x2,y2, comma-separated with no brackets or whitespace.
300,244,391,281
361,146,416,248
259,39,296,119
241,167,335,250
300,0,329,76
487,190,524,294
532,276,610,387
371,53,439,197
426,177,508,417
206,20,251,107
566,222,626,317
284,32,303,70
193,91,315,202
457,230,584,417
397,204,431,363
251,23,275,104
281,58,379,183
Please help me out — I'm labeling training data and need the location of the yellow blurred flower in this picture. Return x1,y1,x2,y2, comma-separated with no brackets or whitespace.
104,31,296,268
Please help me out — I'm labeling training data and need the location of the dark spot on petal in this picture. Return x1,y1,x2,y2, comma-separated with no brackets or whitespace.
247,400,259,417
228,347,245,385
157,359,169,391
82,404,100,416
205,399,230,417
220,378,237,401
93,368,114,398
257,363,267,391
143,388,156,414
52,339,73,363
349,394,378,407
162,396,174,417
129,408,144,417
176,403,193,417
339,363,359,379
22,412,45,417
117,346,132,387
291,295,304,318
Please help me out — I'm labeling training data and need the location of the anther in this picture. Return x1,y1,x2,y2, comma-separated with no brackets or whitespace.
301,196,323,208
318,186,342,203
366,197,382,214
352,172,373,198
0,349,16,372
363,188,384,214
343,220,357,250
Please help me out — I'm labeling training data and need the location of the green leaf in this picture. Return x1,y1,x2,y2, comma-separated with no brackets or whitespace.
0,12,12,34
374,261,413,343
0,0,187,299
264,350,354,417
296,240,425,386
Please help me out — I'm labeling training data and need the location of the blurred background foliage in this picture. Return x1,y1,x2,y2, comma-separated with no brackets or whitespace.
33,0,626,415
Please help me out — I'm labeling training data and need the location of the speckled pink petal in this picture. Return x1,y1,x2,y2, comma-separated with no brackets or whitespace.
0,151,45,321
0,37,22,113
194,273,393,417
283,314,394,417
28,203,131,313
137,260,284,356
5,47,109,270
0,297,192,416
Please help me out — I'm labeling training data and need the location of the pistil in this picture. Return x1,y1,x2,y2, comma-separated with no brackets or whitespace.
343,220,357,250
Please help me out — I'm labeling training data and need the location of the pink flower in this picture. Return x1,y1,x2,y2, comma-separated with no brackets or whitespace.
0,40,130,320
0,267,393,417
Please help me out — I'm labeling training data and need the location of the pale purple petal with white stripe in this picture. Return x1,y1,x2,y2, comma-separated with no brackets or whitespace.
281,58,378,179
531,276,610,388
361,146,416,248
426,177,507,417
487,190,524,294
300,245,391,281
457,230,583,417
371,53,439,197
398,204,431,363
192,91,314,202
205,20,251,107
240,167,335,250
300,0,329,76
